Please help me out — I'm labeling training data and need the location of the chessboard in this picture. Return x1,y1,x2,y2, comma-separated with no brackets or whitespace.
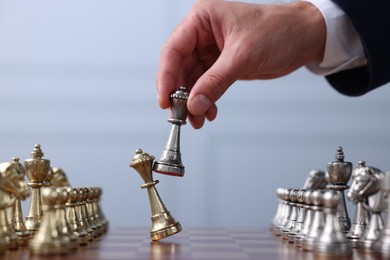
2,227,381,259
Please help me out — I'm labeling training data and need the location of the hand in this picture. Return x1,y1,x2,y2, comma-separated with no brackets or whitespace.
156,0,325,129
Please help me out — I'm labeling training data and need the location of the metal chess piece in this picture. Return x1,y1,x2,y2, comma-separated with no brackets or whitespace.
54,187,78,250
302,170,327,190
1,158,33,245
130,149,182,240
29,187,71,255
50,167,71,187
24,144,51,232
295,190,315,247
0,171,19,250
347,161,385,252
346,161,371,247
313,190,352,256
374,172,390,257
326,146,352,233
93,187,108,233
65,187,88,246
302,190,325,251
153,86,188,177
282,189,299,240
288,189,307,241
270,188,287,235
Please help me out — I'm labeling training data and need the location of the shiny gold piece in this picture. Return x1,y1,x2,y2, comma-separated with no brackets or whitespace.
65,187,88,246
75,188,95,241
86,188,102,235
130,149,182,241
51,168,71,187
93,187,108,233
81,188,97,236
54,187,78,250
0,157,32,249
24,144,51,232
0,188,19,250
29,187,71,255
0,157,32,245
82,187,98,234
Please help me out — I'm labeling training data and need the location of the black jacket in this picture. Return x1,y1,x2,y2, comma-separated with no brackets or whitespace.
326,0,390,96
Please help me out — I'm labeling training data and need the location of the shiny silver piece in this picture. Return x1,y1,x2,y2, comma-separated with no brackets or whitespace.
302,190,325,251
346,161,371,247
282,189,299,239
272,188,291,236
313,190,352,256
375,172,390,257
288,189,306,241
303,170,327,189
153,86,188,177
326,146,352,233
347,161,385,252
295,190,315,247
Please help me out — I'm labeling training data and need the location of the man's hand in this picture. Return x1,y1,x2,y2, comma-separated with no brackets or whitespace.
156,0,326,129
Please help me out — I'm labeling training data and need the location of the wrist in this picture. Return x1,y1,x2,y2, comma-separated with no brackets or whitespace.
289,1,326,64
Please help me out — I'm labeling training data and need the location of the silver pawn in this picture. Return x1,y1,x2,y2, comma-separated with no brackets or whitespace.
302,190,325,251
313,190,352,256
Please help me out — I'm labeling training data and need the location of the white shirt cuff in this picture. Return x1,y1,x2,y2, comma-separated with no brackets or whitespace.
302,0,367,76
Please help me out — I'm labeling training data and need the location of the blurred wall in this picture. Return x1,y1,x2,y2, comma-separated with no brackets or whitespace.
0,0,389,228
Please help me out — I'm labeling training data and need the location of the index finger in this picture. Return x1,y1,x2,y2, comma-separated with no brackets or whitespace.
156,18,198,109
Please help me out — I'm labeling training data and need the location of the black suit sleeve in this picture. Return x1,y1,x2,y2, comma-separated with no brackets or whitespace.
325,0,390,96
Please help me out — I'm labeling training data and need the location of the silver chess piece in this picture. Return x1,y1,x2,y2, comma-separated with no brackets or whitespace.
274,189,292,236
302,190,325,251
347,161,385,252
153,86,188,177
326,146,352,233
131,149,182,241
313,190,352,256
346,161,371,247
302,170,327,190
374,171,390,257
281,189,299,240
295,190,315,246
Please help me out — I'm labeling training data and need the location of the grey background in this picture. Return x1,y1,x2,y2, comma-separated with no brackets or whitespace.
0,0,389,228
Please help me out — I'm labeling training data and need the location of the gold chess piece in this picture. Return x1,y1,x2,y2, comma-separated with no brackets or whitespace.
0,167,19,250
1,158,33,245
24,144,51,232
65,187,88,246
54,187,78,250
51,168,70,187
130,149,182,241
93,187,108,233
153,86,188,177
29,187,71,255
75,188,95,241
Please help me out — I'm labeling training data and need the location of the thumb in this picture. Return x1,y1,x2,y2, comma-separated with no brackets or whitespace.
187,50,242,116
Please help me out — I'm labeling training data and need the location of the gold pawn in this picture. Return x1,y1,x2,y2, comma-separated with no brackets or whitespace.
65,187,88,246
29,187,71,255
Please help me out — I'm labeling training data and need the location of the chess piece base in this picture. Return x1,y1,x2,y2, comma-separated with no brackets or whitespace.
153,162,184,177
150,222,182,241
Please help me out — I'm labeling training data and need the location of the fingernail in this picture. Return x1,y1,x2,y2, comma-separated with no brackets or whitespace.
189,94,212,115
